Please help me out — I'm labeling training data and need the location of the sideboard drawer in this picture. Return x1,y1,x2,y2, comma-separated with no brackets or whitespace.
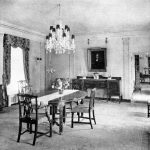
83,79,107,90
72,79,83,90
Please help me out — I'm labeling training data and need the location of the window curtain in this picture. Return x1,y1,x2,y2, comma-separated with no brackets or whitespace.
3,34,30,85
3,34,30,107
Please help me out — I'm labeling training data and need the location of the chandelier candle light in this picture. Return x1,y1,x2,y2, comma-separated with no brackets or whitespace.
45,4,75,54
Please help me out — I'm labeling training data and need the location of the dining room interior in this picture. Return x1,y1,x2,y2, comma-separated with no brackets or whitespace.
0,0,150,149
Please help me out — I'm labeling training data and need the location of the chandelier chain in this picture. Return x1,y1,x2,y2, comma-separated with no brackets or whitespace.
58,4,61,18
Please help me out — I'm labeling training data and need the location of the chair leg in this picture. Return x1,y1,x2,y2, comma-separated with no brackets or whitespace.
52,105,55,125
78,113,80,122
17,122,22,142
63,106,66,123
33,123,37,145
27,123,29,131
71,112,74,128
50,105,52,115
119,95,122,103
45,110,52,137
50,122,52,137
89,111,93,129
30,123,32,134
93,110,96,124
59,108,63,135
148,104,149,118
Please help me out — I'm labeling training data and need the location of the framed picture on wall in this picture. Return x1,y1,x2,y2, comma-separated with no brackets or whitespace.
87,47,107,72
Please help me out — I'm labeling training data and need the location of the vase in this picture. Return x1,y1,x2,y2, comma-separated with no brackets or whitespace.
58,89,63,94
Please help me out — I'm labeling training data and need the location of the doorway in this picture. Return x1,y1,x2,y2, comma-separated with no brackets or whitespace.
134,54,150,91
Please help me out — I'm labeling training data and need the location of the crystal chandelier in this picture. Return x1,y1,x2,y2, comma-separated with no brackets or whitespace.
45,4,75,54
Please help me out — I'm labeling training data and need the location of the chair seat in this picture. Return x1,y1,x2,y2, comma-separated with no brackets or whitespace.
20,112,51,124
20,117,36,124
72,104,91,113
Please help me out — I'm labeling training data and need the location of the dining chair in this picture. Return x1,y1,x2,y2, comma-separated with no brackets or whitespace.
49,97,84,134
17,93,52,145
71,88,96,129
49,90,87,134
18,80,32,94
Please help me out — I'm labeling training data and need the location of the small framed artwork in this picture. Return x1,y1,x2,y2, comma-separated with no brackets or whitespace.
87,47,107,72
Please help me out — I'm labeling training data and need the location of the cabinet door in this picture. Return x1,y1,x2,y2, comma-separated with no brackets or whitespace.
83,79,107,90
72,79,83,90
107,80,120,96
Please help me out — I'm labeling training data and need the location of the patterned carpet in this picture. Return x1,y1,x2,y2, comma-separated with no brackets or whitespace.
0,100,150,150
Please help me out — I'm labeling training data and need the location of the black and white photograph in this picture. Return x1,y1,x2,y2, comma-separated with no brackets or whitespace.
0,0,150,149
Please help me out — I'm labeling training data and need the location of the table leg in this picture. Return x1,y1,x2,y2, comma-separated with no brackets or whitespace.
63,105,66,123
52,105,55,125
59,106,63,134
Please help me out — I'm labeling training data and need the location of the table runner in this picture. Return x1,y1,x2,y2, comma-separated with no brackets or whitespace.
35,89,81,105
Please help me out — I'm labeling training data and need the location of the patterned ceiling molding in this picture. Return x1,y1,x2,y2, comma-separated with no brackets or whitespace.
76,29,150,39
0,20,45,42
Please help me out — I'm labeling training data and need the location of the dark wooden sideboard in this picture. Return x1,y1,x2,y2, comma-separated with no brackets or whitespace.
72,78,122,102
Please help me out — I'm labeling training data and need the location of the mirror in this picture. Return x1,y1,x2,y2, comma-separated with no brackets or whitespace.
87,47,107,72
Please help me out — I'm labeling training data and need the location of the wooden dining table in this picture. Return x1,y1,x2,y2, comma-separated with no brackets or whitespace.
32,89,87,134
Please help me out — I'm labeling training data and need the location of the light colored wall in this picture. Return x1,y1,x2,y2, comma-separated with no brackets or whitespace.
30,41,45,92
0,21,45,92
51,30,150,99
1,20,150,100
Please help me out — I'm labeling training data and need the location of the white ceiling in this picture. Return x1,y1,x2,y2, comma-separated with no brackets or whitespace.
0,0,150,36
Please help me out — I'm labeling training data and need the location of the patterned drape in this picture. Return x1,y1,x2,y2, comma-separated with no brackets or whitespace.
3,34,30,85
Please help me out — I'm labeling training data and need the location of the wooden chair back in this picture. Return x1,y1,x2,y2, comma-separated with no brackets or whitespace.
17,94,38,121
18,80,32,94
89,88,96,109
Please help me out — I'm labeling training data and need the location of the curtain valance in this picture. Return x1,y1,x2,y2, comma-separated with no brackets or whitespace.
3,34,30,51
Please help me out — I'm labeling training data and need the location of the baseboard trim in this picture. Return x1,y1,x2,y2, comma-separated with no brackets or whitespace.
94,97,131,103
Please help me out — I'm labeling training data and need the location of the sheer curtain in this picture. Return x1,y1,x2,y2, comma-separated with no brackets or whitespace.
7,46,26,95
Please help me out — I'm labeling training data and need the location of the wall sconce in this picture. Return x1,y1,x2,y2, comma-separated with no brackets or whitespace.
88,39,90,45
105,37,108,44
46,68,55,74
35,57,42,63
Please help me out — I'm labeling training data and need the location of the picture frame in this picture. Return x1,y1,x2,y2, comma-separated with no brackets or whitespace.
87,47,107,72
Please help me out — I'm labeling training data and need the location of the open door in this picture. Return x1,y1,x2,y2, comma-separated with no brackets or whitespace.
134,55,140,91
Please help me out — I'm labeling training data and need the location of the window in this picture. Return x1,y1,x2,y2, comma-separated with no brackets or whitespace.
7,47,25,95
